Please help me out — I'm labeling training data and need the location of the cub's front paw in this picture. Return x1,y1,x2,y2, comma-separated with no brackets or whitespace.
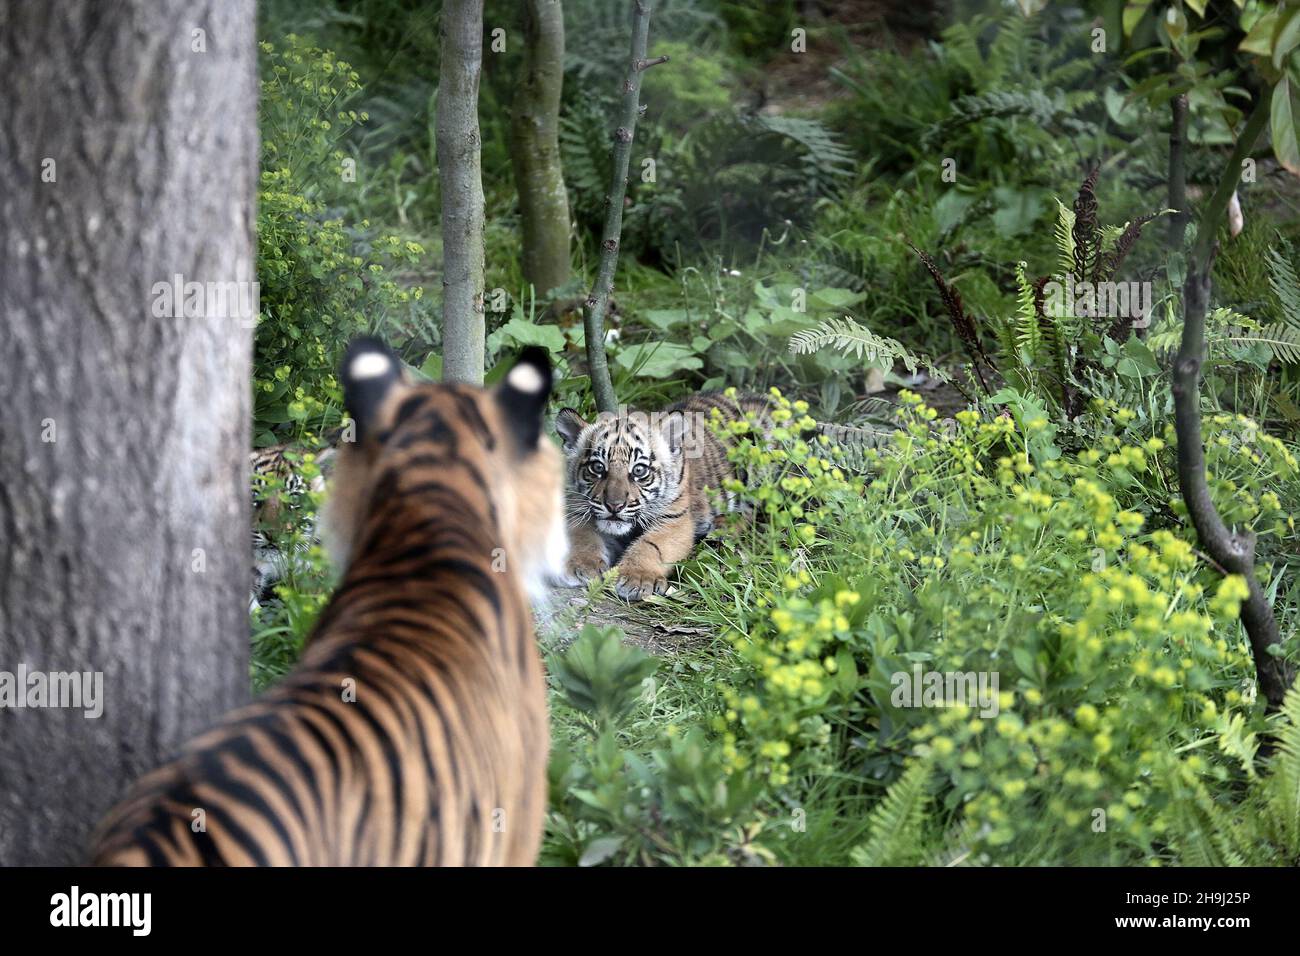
614,560,670,601
561,552,609,587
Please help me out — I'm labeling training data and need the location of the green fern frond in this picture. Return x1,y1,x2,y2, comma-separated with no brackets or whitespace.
1258,680,1300,856
1166,682,1300,866
1053,199,1076,280
923,89,1061,150
1166,769,1254,866
1227,323,1300,363
1268,244,1300,329
986,9,1030,86
936,17,991,84
755,115,854,197
788,316,924,374
849,757,933,867
1013,261,1042,359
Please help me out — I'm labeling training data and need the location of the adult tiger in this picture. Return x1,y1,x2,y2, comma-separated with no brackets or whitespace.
90,339,567,866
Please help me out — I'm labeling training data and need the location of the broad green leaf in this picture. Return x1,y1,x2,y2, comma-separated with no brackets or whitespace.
1240,9,1280,56
488,316,566,353
809,287,867,310
1271,76,1300,176
934,189,977,231
1185,0,1207,16
1123,1,1153,37
419,352,442,380
992,186,1046,238
613,341,704,378
1273,6,1300,68
641,308,688,331
578,836,624,867
484,354,523,386
1012,645,1039,681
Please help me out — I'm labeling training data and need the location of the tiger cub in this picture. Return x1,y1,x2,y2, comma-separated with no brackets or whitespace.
91,340,567,866
554,391,772,600
249,440,337,612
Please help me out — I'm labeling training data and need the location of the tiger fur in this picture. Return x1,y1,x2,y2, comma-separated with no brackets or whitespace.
554,391,775,600
90,340,567,866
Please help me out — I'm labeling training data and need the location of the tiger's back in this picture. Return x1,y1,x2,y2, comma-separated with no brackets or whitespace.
91,342,566,866
663,389,774,533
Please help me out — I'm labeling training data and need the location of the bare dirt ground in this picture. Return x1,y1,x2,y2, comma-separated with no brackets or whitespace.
538,585,715,655
752,0,941,115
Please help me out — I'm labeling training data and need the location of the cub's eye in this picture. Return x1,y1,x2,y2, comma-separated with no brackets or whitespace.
631,463,651,481
584,461,606,480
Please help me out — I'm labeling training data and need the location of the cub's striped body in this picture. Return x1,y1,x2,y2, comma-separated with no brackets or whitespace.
555,391,774,600
91,342,566,866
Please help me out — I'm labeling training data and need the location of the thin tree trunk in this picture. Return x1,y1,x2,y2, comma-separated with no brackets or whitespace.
512,0,571,298
437,0,487,385
1173,97,1294,709
0,0,256,864
583,0,669,414
1168,91,1188,250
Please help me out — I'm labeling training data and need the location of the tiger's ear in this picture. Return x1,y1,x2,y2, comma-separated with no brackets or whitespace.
660,409,689,458
554,407,588,452
340,337,403,442
495,347,554,451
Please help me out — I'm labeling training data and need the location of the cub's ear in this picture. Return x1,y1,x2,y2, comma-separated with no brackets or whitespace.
554,407,589,452
495,347,554,451
340,337,402,442
659,409,689,458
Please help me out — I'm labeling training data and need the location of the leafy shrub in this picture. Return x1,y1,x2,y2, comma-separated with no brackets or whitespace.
545,388,1299,865
256,37,426,443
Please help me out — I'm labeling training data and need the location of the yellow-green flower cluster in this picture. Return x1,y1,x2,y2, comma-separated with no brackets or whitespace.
687,388,1287,863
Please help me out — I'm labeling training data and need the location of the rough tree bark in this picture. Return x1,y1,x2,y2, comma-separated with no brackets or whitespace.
0,1,257,863
511,0,571,299
437,0,487,385
1173,97,1295,709
583,0,669,414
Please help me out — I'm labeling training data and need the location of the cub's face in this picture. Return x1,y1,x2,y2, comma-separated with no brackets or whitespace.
554,408,686,537
325,341,568,603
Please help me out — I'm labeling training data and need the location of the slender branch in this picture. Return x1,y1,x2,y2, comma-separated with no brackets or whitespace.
1168,91,1188,250
1173,94,1294,709
582,0,661,414
1191,98,1267,267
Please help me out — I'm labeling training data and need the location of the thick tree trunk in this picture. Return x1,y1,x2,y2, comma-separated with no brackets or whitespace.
437,0,487,384
511,0,571,298
0,0,256,864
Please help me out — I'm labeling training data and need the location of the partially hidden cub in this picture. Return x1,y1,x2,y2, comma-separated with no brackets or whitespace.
554,391,772,600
